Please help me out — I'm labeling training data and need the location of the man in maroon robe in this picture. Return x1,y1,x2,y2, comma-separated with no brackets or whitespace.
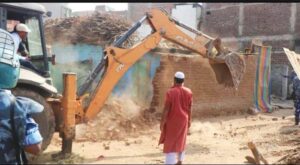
159,71,193,165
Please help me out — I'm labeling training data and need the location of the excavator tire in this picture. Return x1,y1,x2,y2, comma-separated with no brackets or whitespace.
12,87,55,153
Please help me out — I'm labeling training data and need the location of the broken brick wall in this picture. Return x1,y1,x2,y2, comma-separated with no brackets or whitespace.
127,3,294,98
128,3,297,66
202,3,294,65
201,3,298,98
150,54,257,118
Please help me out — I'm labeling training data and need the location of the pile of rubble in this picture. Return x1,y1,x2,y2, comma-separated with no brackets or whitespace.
277,147,300,164
44,12,138,47
75,97,157,142
275,125,300,164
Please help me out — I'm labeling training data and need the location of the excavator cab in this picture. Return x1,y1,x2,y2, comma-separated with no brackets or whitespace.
0,3,56,91
0,3,58,153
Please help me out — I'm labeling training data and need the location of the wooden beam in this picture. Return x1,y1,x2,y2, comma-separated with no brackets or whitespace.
247,141,269,165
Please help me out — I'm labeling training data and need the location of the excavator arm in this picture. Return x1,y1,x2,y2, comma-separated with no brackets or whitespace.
79,8,245,121
59,8,246,154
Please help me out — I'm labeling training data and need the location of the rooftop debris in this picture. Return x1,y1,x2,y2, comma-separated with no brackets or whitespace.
44,12,138,48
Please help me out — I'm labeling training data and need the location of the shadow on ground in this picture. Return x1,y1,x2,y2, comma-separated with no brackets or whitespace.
31,151,89,164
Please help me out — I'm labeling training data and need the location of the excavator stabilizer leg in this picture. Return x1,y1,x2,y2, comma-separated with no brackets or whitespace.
52,73,77,158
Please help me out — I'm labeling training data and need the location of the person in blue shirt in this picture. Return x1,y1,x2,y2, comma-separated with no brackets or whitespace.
282,70,300,125
281,70,297,80
0,28,44,164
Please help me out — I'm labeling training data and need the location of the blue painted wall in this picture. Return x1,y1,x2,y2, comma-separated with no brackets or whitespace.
49,43,161,105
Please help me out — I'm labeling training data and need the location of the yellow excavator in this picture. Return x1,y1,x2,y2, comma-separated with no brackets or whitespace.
58,8,247,155
0,3,250,156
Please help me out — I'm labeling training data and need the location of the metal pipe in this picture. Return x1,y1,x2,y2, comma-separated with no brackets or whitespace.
171,17,214,40
113,16,147,47
38,15,49,71
77,57,107,96
78,15,149,96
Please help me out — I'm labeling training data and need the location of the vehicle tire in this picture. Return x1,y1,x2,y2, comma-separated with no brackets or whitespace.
12,87,56,152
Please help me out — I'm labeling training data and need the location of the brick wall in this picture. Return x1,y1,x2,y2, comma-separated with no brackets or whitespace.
128,3,292,98
128,3,294,65
201,3,298,98
243,4,290,36
128,3,295,66
202,4,240,38
202,3,296,66
293,3,300,38
150,54,257,118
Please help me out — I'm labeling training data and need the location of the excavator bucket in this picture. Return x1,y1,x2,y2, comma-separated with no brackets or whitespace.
159,10,246,89
210,52,246,90
194,35,246,89
224,53,246,89
209,39,246,90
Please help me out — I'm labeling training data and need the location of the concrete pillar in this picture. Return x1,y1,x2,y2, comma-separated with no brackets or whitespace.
238,3,244,37
290,3,296,33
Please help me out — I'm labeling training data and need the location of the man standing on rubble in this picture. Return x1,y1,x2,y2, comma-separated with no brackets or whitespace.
159,71,193,165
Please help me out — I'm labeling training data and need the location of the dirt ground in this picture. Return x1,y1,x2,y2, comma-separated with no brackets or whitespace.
32,101,300,164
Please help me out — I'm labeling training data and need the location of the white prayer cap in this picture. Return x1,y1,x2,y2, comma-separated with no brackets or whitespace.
16,23,31,33
174,71,185,79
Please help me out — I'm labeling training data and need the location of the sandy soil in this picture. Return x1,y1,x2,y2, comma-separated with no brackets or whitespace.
32,106,300,164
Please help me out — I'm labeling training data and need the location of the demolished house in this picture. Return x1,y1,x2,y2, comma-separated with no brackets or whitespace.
44,10,272,141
